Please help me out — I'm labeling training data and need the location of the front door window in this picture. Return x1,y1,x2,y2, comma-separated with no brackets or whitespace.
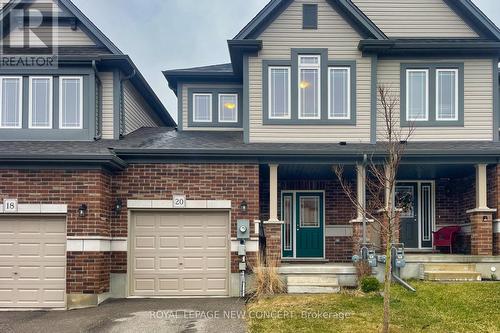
299,196,320,227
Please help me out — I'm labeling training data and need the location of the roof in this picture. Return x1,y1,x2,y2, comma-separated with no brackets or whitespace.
168,63,234,74
2,128,500,167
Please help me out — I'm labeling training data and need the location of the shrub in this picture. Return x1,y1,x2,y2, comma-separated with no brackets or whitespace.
360,276,381,293
248,253,286,301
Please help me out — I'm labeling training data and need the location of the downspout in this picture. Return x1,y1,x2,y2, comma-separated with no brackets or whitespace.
362,153,368,246
119,69,137,137
92,60,102,140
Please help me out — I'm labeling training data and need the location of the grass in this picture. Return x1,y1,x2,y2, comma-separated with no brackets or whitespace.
246,281,500,333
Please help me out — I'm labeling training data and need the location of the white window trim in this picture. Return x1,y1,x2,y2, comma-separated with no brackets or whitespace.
218,93,238,123
298,55,321,120
328,67,351,120
435,68,459,121
0,76,23,129
192,93,212,123
28,76,53,129
268,66,291,120
59,76,83,129
406,69,429,122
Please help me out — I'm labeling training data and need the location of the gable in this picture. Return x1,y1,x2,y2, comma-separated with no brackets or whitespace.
352,0,479,38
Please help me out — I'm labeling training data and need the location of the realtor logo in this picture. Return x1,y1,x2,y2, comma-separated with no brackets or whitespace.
0,0,59,68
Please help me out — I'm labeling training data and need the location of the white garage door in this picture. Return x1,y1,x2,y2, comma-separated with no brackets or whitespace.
131,211,230,297
0,216,66,308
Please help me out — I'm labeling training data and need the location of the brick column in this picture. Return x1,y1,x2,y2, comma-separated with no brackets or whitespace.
350,221,363,255
263,222,283,264
376,209,401,251
494,220,500,256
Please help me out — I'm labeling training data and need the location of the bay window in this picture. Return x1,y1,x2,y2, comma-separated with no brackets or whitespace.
59,76,83,129
436,69,458,121
29,77,53,129
269,66,291,119
406,69,429,121
328,67,350,119
0,76,22,128
193,93,212,122
298,55,320,119
218,94,238,123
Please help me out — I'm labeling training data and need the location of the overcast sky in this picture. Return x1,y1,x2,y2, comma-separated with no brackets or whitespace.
71,0,499,123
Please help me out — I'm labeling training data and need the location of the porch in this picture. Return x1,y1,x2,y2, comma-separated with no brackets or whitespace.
258,162,500,264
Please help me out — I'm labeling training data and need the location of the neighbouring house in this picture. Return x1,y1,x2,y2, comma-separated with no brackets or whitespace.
0,0,500,309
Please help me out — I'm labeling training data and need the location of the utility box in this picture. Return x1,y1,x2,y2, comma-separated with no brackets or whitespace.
237,219,250,240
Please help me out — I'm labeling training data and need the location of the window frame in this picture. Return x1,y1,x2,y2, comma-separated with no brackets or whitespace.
28,76,53,129
328,66,351,120
59,76,84,130
218,93,238,123
0,76,23,129
268,66,292,120
406,69,429,122
192,93,213,123
298,54,321,120
435,68,459,122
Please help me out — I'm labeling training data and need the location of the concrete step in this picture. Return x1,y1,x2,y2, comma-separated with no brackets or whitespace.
423,263,477,272
424,271,482,282
279,264,356,275
287,275,340,294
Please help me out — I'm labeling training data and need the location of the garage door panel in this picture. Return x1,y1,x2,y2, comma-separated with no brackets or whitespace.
135,236,155,249
135,257,155,270
0,217,66,308
131,211,229,297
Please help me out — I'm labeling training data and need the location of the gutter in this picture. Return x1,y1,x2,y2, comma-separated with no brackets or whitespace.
0,154,128,171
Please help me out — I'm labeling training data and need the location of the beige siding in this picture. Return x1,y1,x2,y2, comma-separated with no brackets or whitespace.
99,72,114,139
181,83,243,131
352,0,479,38
249,0,371,143
4,26,96,47
123,80,160,135
377,59,493,141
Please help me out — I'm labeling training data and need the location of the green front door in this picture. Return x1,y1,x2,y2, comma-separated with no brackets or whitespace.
296,192,324,258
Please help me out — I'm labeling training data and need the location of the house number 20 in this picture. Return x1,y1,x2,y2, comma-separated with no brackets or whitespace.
173,195,186,208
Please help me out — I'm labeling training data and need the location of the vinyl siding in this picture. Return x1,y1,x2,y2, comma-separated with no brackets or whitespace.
181,83,243,131
4,26,96,47
377,59,493,141
248,0,372,143
99,72,114,139
123,80,160,135
352,0,479,38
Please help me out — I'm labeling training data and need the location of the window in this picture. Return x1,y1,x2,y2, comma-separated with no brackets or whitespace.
0,76,22,128
328,67,350,119
299,196,320,228
269,67,291,119
29,77,52,129
283,195,292,251
218,94,238,123
303,4,318,29
406,69,429,121
298,55,320,119
436,69,458,121
193,93,212,122
59,76,83,129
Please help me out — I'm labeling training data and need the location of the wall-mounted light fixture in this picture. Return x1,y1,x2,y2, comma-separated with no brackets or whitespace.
114,199,123,215
239,200,248,213
78,204,88,217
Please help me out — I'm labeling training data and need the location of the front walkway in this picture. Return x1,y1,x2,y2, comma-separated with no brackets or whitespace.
0,298,246,333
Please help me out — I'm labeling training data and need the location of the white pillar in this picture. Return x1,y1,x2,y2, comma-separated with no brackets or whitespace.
268,164,280,223
475,164,489,209
356,164,366,220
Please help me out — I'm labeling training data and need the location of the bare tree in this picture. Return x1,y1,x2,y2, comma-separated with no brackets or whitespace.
334,85,414,333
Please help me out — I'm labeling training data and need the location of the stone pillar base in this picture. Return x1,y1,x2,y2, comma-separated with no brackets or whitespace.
349,218,374,255
467,209,496,256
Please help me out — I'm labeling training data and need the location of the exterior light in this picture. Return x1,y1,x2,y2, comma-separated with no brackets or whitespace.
240,201,248,213
114,199,123,215
78,204,88,217
299,80,310,89
224,102,236,110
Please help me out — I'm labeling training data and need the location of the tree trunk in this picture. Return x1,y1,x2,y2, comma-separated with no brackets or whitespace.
382,237,392,333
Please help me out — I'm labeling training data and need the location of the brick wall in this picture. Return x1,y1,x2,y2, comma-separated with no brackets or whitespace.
67,252,110,294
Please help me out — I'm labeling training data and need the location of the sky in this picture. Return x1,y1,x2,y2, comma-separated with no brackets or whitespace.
71,0,500,123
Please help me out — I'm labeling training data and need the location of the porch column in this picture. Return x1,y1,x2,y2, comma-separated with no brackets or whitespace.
350,164,373,255
466,164,496,256
264,164,283,262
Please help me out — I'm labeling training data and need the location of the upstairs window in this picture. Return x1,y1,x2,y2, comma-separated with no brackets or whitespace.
328,67,350,119
0,76,22,128
60,77,83,129
406,69,429,121
269,66,291,119
436,69,458,121
303,4,318,29
193,93,212,122
29,77,53,129
298,55,320,119
219,94,238,123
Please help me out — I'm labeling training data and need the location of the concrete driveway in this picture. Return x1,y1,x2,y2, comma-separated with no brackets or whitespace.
0,298,246,333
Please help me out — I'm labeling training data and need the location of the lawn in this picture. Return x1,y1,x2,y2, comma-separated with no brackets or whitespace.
246,281,500,333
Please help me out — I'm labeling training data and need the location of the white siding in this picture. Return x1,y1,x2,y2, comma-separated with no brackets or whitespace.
181,83,243,131
249,0,372,143
377,59,493,141
123,81,160,135
352,0,479,38
99,72,114,139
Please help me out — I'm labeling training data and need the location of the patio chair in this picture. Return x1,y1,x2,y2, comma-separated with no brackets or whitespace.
432,226,461,254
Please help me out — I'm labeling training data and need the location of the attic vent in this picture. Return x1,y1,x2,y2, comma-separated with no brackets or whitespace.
303,4,318,30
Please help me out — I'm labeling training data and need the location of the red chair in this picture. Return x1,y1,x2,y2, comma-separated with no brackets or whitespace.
432,226,461,254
